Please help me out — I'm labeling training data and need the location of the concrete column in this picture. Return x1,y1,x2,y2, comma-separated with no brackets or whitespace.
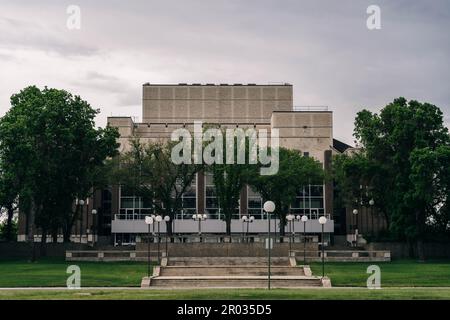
240,185,248,217
197,171,205,214
324,150,333,218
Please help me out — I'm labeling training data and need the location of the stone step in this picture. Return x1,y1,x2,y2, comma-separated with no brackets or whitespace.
149,276,322,288
160,266,305,277
167,257,290,266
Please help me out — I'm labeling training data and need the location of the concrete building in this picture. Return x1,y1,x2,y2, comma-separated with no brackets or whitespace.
19,83,372,245
105,83,336,245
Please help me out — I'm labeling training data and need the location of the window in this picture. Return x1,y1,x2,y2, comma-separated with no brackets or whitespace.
205,172,220,219
290,185,325,219
247,186,264,219
204,172,239,220
177,175,197,219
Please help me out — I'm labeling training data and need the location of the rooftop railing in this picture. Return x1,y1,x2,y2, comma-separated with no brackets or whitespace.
293,106,329,112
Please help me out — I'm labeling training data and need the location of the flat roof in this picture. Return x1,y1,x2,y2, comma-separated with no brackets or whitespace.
142,83,292,87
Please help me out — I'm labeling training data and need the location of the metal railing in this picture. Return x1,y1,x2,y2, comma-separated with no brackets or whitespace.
293,106,329,112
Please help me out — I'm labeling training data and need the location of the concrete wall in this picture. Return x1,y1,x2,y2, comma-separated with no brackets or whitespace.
112,218,335,234
0,242,92,258
136,242,317,257
142,84,293,124
365,242,450,259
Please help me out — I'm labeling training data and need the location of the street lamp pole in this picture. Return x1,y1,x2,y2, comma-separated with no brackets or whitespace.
164,216,171,258
78,199,85,247
145,216,154,278
353,209,359,247
192,214,207,242
155,215,162,264
241,215,247,241
286,214,294,254
319,216,327,278
247,216,254,242
301,215,308,265
91,209,97,246
263,201,275,290
369,199,375,234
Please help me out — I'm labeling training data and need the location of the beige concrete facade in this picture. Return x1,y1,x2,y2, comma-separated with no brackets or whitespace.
108,83,333,163
104,83,335,242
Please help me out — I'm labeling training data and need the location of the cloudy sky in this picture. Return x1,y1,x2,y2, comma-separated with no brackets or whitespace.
0,0,449,144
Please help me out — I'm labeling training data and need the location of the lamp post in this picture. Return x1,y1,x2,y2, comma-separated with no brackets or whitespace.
319,216,327,278
301,215,308,264
369,199,375,234
155,215,162,263
192,213,207,242
91,209,97,246
286,214,294,253
241,215,254,242
241,215,247,241
352,209,359,247
145,216,154,278
164,215,171,258
78,199,85,247
263,201,275,290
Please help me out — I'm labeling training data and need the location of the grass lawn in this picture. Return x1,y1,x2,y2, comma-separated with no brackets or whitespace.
0,288,450,300
309,259,450,287
0,258,152,287
0,258,449,290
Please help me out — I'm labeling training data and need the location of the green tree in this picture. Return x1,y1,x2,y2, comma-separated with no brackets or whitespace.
0,86,119,252
207,130,258,235
353,97,450,259
112,139,202,235
249,147,324,236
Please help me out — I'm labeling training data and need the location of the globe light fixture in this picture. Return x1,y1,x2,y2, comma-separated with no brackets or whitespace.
369,199,375,206
263,201,275,213
301,215,308,222
319,216,327,225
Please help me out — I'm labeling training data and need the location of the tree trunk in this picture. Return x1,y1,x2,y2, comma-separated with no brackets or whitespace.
415,208,426,261
166,220,173,236
226,218,231,235
51,228,58,243
40,230,47,257
27,201,36,262
416,238,425,262
5,205,14,241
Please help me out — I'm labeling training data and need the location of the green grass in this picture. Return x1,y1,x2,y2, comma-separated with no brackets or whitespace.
309,259,450,287
0,257,152,287
1,258,450,290
1,288,450,300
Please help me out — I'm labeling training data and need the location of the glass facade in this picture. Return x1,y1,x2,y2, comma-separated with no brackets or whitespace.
291,185,325,219
118,175,197,220
246,184,325,219
204,172,239,220
247,186,264,219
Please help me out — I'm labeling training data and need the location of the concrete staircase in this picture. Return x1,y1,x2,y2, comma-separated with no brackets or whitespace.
142,257,330,288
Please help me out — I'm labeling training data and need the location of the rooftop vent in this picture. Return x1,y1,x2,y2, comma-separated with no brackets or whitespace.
192,83,201,86
220,84,229,86
233,83,243,86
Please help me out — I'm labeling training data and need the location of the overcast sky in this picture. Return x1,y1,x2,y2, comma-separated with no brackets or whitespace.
0,0,449,144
